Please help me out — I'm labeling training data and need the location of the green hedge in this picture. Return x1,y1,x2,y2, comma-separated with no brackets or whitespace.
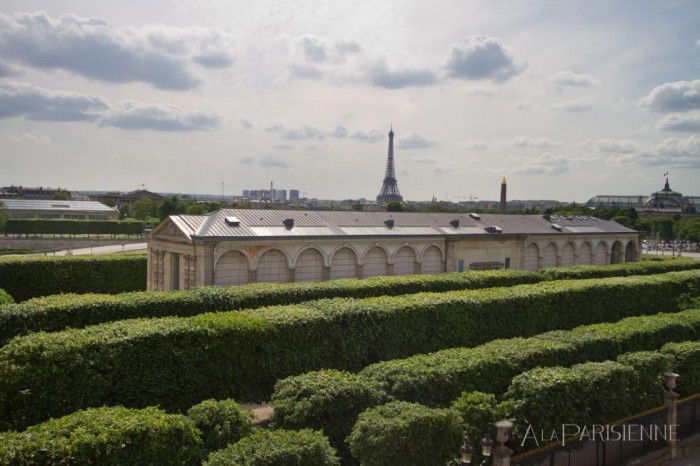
187,399,255,456
539,257,700,280
503,361,639,448
0,289,13,305
616,351,673,410
0,406,202,466
271,370,390,465
0,253,147,302
1,272,699,430
4,218,150,236
360,308,700,406
0,269,540,344
661,340,700,396
347,401,462,466
204,429,340,466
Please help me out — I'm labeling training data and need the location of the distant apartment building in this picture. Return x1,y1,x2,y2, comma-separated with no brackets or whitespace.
243,188,298,202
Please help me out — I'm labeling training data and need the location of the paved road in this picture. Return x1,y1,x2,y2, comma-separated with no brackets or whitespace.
36,242,147,256
669,450,700,466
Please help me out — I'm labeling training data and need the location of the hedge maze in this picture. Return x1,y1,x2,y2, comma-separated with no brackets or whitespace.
0,257,699,465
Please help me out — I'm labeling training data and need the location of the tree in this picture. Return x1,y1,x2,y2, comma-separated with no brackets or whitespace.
386,201,404,212
132,199,156,220
0,201,9,234
52,190,71,200
157,196,179,220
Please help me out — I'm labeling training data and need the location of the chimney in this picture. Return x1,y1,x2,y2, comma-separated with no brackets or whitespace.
499,177,507,214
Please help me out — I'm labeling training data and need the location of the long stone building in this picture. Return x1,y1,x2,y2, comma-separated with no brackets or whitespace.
146,209,642,291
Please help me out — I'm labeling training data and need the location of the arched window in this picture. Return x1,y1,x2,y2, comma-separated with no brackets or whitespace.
611,241,623,264
578,242,592,265
593,242,607,265
393,247,416,276
625,241,637,262
561,242,575,267
257,249,289,283
214,251,249,286
296,248,324,282
330,247,358,280
541,243,558,269
421,246,443,274
362,247,388,278
524,244,539,271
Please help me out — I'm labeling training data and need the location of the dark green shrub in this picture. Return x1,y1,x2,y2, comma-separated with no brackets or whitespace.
450,391,501,465
4,218,150,236
187,399,255,455
502,361,637,449
661,341,700,396
1,272,699,430
616,351,672,410
539,258,700,281
359,308,700,406
0,269,540,344
204,429,340,466
0,289,13,305
0,253,147,302
347,401,462,466
0,406,202,466
271,370,390,465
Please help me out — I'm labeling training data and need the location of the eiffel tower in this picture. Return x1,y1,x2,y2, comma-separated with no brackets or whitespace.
376,126,403,204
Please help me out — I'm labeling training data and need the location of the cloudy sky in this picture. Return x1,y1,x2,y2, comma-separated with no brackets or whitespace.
1,1,699,202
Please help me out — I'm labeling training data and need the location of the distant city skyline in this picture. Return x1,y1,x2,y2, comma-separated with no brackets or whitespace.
1,1,699,202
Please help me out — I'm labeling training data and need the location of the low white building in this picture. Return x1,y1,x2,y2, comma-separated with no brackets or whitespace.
146,209,642,291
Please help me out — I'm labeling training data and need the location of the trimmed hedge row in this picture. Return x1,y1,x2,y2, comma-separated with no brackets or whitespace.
2,271,698,430
0,406,203,466
0,253,147,302
661,340,700,396
539,257,700,280
359,307,700,406
0,269,540,345
3,256,699,344
205,429,340,466
502,351,675,450
271,370,391,465
187,399,255,456
4,218,150,236
0,289,13,305
347,401,462,466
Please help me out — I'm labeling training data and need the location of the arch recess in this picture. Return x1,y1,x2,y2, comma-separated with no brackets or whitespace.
329,247,359,280
393,246,417,275
362,246,388,278
214,250,249,286
257,249,290,284
421,245,443,274
578,242,592,266
523,243,539,271
560,242,575,267
625,241,637,263
295,247,324,282
541,243,558,269
593,242,607,265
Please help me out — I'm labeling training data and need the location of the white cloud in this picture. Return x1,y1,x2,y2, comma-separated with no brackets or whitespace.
513,152,570,175
549,70,596,87
637,135,700,168
656,113,700,132
288,63,323,80
0,11,234,90
638,79,700,112
0,81,108,121
550,97,595,112
368,59,438,89
411,156,438,163
330,126,348,138
98,101,220,131
444,35,526,82
397,132,437,149
350,129,384,142
510,136,563,148
240,117,253,130
12,131,51,144
459,138,489,150
272,144,293,150
265,124,284,133
282,125,326,140
239,154,291,168
433,166,455,174
586,138,639,154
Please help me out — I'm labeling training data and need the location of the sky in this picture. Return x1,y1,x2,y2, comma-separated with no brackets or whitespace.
1,0,699,203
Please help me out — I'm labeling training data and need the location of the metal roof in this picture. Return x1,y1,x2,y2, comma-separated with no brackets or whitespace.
0,199,117,212
153,209,638,242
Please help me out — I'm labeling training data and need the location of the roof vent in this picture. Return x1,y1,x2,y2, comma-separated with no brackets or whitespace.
283,218,295,230
484,226,502,233
542,214,551,221
449,219,460,228
225,216,240,226
551,224,563,231
469,213,481,220
384,219,395,229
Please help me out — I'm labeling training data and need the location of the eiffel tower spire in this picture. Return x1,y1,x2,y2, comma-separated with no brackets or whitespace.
377,126,403,204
